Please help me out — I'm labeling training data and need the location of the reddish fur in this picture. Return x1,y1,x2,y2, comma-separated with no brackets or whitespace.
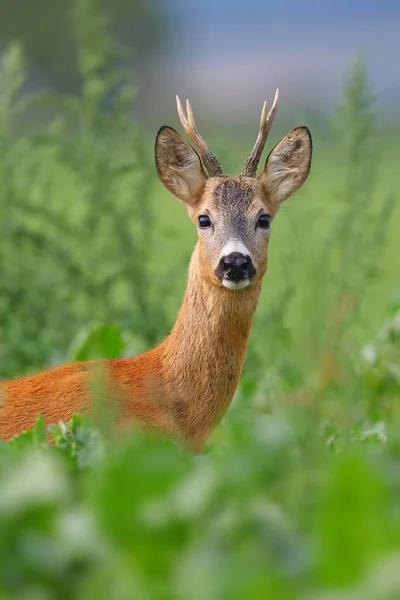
0,251,260,451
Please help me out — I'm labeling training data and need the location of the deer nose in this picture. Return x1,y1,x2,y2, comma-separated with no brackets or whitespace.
217,252,256,282
224,253,249,272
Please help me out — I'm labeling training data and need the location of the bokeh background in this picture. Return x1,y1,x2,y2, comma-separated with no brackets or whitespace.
0,1,400,598
1,0,399,117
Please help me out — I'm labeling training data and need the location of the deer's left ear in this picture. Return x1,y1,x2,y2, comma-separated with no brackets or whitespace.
259,127,312,203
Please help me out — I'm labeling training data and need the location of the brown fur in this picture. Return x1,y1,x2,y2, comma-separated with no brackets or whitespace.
0,114,312,451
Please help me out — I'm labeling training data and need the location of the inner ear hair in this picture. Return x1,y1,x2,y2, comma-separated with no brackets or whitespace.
155,126,207,204
260,126,312,204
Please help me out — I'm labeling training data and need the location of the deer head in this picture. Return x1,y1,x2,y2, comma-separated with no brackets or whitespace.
155,91,312,290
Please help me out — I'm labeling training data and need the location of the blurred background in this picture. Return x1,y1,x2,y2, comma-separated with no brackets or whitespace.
1,1,400,598
1,0,399,120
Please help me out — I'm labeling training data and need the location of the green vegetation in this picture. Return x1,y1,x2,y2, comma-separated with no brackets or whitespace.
0,1,399,597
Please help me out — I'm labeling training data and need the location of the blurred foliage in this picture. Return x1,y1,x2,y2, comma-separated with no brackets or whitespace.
0,0,170,93
0,348,399,599
0,0,171,378
0,2,400,597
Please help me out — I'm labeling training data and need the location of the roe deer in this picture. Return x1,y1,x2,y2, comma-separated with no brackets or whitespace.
0,91,312,451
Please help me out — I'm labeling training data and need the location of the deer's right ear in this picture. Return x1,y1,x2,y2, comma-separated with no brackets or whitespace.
155,126,208,204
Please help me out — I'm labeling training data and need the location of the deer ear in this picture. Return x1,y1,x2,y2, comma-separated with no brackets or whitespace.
155,126,207,204
259,127,312,204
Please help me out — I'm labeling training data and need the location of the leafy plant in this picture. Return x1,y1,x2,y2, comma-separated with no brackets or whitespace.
0,0,169,379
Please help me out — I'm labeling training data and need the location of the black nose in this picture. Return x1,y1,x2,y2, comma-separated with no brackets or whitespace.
216,252,256,282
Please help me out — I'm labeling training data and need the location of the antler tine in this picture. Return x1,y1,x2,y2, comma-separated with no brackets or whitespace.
241,89,280,177
175,95,224,177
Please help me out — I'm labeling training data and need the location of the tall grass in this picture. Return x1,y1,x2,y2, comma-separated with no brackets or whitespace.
0,0,168,378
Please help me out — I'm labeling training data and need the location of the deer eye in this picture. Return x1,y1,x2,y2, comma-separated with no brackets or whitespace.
198,215,211,228
257,214,271,229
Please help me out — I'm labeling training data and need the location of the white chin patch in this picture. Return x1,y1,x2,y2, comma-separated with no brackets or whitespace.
222,278,250,290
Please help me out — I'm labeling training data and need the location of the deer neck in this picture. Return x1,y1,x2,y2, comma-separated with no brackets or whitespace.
161,245,261,440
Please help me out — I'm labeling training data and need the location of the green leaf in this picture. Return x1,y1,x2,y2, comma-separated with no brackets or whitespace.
67,323,127,361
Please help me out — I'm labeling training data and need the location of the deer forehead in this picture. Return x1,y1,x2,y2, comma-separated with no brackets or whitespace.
199,176,268,216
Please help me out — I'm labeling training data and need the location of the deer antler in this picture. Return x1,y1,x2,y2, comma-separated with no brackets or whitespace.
176,95,224,177
241,89,279,177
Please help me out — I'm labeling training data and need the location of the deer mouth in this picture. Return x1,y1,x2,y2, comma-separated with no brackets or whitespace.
222,277,250,290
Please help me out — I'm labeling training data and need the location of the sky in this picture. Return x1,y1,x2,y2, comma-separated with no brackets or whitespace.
154,0,399,119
